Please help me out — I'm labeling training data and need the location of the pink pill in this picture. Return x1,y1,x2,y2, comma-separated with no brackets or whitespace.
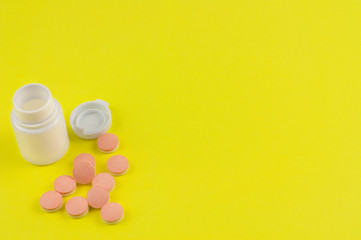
53,175,76,196
65,196,89,218
100,202,124,224
107,155,129,176
40,191,63,212
73,162,95,184
87,186,109,208
97,133,119,153
73,153,96,168
92,173,115,192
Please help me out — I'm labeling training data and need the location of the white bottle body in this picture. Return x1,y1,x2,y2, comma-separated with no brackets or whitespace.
11,84,69,165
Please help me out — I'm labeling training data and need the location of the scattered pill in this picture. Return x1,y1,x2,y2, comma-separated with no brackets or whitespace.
40,191,63,212
92,172,115,192
87,186,110,208
65,196,89,218
97,133,119,153
107,155,129,176
73,162,95,184
53,175,76,196
73,153,96,168
100,202,124,224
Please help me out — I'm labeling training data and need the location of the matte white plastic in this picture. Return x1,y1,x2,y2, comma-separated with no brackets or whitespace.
11,83,69,165
70,99,112,139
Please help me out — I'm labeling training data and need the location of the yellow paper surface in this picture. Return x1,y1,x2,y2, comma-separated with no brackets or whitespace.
1,1,361,239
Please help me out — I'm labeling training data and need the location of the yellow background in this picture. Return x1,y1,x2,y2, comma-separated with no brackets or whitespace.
1,0,361,239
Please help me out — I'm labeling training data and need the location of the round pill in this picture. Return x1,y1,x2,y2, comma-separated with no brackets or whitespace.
40,191,63,212
107,155,129,176
87,186,110,208
53,175,76,196
73,153,96,168
100,202,124,224
65,196,89,218
97,133,119,153
92,172,115,192
73,162,95,184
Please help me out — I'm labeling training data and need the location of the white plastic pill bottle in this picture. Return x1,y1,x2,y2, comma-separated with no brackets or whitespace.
10,83,69,165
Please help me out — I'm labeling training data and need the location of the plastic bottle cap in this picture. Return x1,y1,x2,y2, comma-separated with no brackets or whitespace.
70,99,112,139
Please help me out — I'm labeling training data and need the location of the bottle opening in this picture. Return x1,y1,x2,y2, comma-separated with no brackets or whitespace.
13,83,51,113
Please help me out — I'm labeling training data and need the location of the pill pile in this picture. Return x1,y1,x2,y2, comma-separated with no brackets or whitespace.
39,133,129,224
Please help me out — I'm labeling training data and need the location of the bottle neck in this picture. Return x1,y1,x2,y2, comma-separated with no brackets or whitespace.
13,84,56,124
